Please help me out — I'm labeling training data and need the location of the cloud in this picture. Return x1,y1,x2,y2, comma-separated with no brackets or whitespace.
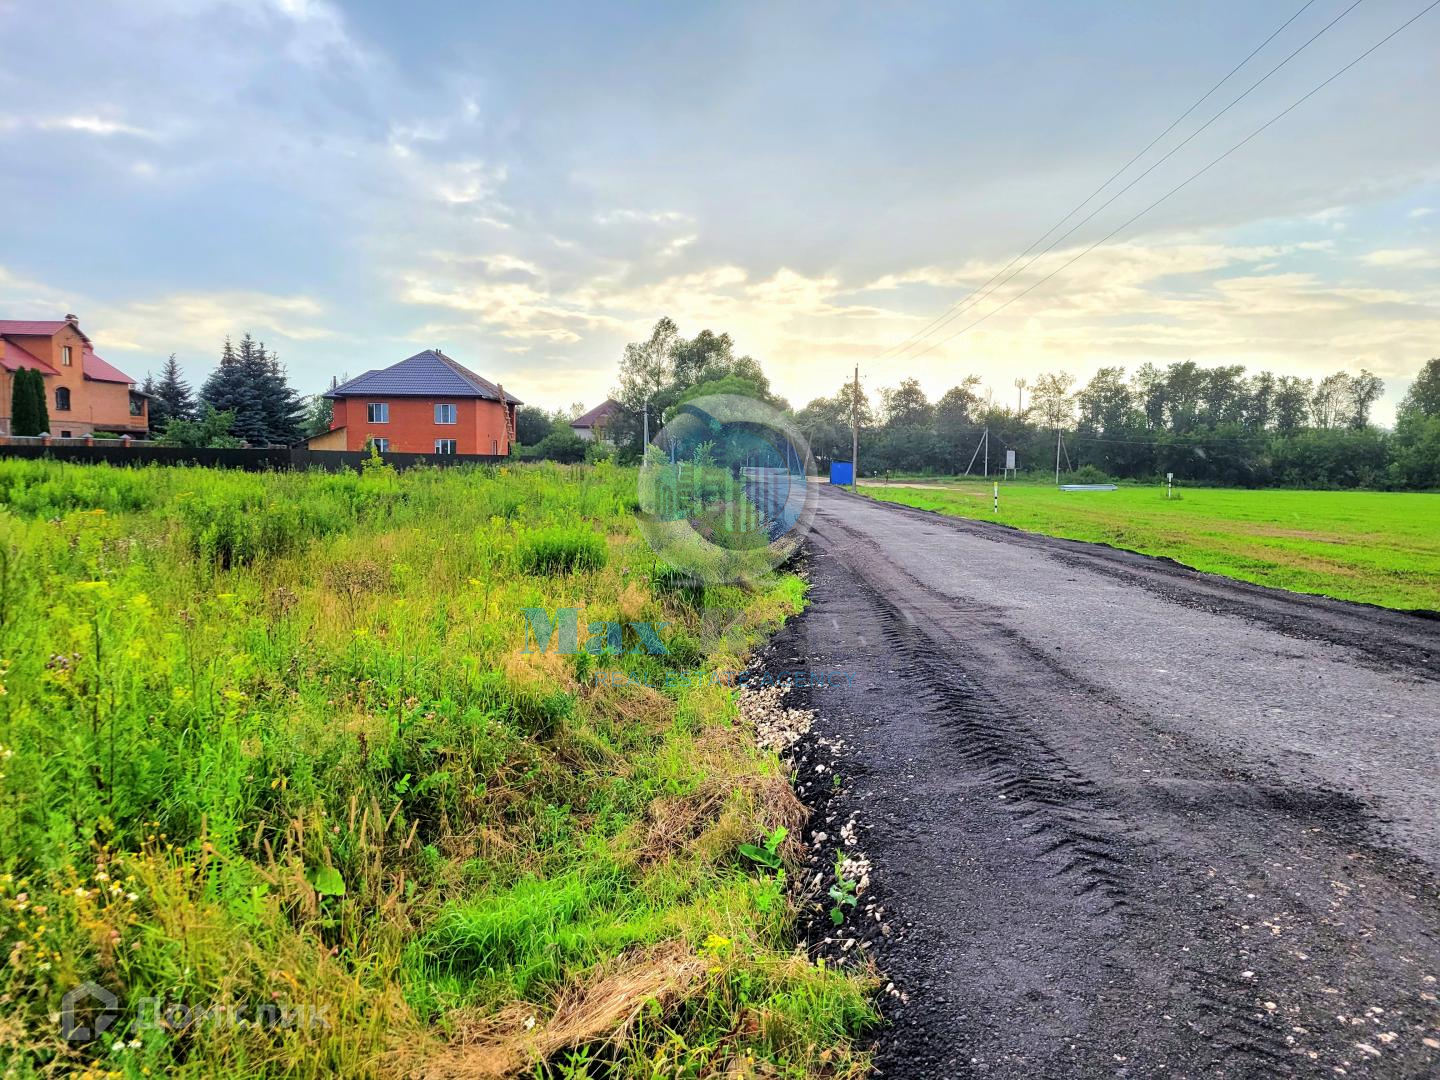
37,115,157,139
94,292,337,355
594,209,691,226
1410,208,1435,219
1359,248,1440,270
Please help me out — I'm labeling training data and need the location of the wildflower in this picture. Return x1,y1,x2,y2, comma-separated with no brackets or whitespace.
126,893,138,902
74,887,88,899
95,871,109,882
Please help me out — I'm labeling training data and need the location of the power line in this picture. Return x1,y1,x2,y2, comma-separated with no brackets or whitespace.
905,0,1440,361
888,0,1362,365
874,0,1323,364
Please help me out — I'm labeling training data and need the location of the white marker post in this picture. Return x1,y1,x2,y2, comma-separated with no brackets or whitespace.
1166,472,1174,500
993,481,999,515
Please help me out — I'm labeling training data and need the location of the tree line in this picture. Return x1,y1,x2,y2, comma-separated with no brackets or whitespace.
140,334,312,447
598,318,1440,490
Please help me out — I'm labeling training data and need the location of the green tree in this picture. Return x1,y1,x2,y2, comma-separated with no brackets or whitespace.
144,353,196,434
516,405,557,445
883,378,933,429
201,338,264,443
1272,376,1312,434
301,394,333,439
1346,370,1384,429
10,368,46,436
259,348,305,445
1029,371,1076,430
1398,359,1440,421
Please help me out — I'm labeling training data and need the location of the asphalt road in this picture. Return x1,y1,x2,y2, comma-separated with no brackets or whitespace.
771,486,1440,1079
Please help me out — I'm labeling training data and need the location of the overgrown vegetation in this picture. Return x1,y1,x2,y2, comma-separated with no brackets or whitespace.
866,480,1440,611
0,459,874,1077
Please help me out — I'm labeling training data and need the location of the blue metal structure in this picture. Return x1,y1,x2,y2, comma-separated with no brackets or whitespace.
830,461,854,486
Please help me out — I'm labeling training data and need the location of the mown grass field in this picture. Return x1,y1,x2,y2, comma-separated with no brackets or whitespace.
861,479,1440,612
0,458,874,1078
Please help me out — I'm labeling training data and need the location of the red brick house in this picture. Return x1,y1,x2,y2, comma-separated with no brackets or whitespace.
0,315,147,437
315,349,520,455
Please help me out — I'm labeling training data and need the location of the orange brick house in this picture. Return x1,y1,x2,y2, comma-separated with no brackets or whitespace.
316,349,519,455
0,315,148,438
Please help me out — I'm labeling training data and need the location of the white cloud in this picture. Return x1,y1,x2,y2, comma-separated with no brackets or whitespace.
1359,248,1440,270
37,115,157,138
96,292,337,354
1410,207,1435,219
594,209,691,226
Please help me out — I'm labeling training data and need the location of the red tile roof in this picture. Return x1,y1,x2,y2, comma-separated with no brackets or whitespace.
0,337,59,374
0,320,69,337
82,348,135,384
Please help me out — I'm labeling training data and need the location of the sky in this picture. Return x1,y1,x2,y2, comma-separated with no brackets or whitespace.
0,0,1437,423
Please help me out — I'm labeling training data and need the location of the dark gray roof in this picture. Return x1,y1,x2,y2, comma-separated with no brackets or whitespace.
325,350,522,403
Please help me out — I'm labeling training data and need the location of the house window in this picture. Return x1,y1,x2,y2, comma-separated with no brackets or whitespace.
60,430,72,438
434,403,457,425
62,346,72,366
55,386,71,411
491,439,498,455
366,403,389,423
433,439,457,454
366,437,390,453
129,396,144,416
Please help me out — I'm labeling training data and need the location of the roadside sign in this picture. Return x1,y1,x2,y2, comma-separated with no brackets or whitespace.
1006,450,1016,470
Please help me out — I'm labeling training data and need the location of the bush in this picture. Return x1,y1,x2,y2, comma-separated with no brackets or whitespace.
530,429,588,464
516,523,607,575
1070,464,1114,485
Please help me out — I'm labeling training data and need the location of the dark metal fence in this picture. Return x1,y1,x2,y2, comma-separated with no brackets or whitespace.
0,443,507,472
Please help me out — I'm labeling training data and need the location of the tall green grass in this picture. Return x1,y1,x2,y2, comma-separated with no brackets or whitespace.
0,459,873,1078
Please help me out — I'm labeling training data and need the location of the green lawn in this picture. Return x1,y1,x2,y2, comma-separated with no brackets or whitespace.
860,479,1440,612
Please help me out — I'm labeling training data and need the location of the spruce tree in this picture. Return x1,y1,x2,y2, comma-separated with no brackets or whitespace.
201,336,266,444
147,353,196,434
259,348,304,445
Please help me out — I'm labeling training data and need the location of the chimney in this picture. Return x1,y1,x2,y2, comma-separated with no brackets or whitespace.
64,313,78,324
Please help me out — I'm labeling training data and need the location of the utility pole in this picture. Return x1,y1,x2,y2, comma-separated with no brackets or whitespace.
983,427,989,478
1055,427,1062,486
642,401,649,463
1015,377,1027,416
851,365,859,492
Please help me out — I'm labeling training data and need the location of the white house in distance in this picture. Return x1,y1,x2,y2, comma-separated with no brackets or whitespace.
570,399,621,443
